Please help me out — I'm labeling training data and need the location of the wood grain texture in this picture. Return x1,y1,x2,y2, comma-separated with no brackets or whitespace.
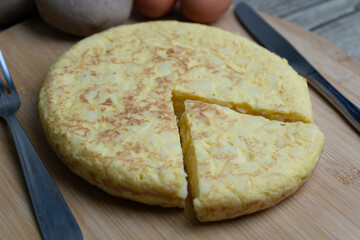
313,10,360,63
233,0,327,17
284,0,360,29
0,7,360,240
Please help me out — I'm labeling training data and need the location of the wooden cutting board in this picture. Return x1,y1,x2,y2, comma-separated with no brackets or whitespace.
0,7,359,240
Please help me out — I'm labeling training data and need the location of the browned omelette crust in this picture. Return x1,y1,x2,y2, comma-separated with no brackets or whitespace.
197,178,306,221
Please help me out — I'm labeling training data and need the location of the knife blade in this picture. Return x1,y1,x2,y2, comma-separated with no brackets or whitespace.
235,2,360,134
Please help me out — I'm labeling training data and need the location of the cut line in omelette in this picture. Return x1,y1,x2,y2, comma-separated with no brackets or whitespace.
179,100,325,222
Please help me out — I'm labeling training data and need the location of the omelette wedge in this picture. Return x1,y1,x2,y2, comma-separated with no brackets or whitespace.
179,100,325,221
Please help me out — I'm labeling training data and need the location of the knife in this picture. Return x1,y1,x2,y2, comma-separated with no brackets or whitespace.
235,2,360,133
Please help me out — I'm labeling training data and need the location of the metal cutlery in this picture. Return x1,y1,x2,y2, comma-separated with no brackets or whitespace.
0,50,83,240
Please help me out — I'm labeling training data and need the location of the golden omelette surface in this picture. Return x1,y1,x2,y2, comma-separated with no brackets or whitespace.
39,21,313,208
180,100,325,221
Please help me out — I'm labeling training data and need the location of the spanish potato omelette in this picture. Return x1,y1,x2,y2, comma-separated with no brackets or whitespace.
179,100,325,222
38,21,319,211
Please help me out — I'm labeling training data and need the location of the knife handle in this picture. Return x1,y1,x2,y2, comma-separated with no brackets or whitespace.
308,71,360,133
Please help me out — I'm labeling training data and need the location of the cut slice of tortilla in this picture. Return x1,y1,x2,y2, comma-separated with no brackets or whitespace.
179,100,325,221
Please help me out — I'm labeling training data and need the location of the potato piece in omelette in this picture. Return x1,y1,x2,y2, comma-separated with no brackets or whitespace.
179,100,325,222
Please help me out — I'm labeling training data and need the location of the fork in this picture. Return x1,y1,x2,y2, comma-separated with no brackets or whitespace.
0,50,83,240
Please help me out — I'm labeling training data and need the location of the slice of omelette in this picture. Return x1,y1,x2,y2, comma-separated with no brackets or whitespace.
39,21,313,208
179,100,325,221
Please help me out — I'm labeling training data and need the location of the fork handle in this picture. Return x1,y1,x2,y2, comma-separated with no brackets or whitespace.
4,113,83,240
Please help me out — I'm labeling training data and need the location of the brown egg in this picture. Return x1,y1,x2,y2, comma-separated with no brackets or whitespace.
134,0,176,18
180,0,231,23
